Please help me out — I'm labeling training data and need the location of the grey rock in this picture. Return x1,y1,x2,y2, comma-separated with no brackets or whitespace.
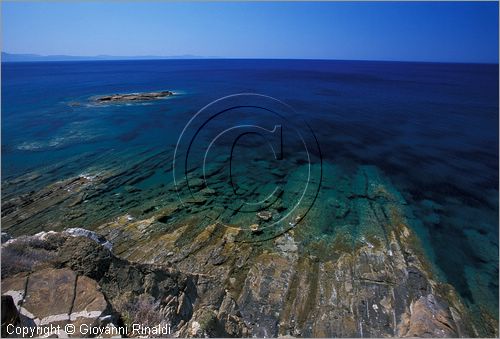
94,91,173,103
1,232,12,244
64,227,113,250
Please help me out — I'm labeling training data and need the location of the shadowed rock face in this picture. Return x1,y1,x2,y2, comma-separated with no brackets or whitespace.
1,164,497,338
93,91,174,103
1,295,19,337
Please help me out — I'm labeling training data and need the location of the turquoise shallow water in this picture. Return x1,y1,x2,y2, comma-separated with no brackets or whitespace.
1,59,498,318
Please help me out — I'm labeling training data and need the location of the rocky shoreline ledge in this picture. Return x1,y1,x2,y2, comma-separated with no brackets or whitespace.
0,221,481,338
93,91,174,103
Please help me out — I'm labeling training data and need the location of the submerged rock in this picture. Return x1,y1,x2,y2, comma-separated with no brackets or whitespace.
256,210,273,221
1,171,113,235
249,223,261,234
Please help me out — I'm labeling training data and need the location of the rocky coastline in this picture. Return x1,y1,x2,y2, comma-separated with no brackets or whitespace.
0,220,482,338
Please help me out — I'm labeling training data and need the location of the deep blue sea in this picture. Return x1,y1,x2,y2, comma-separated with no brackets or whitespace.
2,59,498,318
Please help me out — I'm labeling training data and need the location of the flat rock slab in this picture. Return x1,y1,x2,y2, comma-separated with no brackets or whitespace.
2,268,110,337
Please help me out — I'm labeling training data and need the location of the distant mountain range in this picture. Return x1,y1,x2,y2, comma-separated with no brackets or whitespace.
1,52,210,62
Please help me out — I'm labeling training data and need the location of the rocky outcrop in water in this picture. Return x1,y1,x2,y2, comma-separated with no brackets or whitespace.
93,91,173,103
1,172,113,234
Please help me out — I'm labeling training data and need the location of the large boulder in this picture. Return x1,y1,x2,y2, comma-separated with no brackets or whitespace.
56,236,113,280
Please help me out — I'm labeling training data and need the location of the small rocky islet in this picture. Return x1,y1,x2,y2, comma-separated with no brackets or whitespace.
93,90,174,103
1,152,498,337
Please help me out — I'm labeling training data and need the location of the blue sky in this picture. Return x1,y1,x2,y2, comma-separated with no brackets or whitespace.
2,2,498,63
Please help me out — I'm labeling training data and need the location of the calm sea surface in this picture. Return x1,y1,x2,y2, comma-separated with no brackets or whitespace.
2,59,498,317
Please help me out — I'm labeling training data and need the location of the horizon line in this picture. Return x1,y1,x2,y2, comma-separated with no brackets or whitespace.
2,52,498,65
